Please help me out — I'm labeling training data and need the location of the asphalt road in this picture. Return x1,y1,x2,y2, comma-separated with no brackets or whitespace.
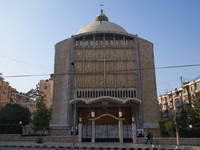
0,147,100,150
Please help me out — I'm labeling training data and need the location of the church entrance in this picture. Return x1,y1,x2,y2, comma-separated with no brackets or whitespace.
79,107,132,142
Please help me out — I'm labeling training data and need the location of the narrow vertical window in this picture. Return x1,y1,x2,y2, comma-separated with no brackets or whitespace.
134,91,136,97
131,91,133,98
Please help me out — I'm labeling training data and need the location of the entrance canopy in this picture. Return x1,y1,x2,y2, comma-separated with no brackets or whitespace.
69,96,141,105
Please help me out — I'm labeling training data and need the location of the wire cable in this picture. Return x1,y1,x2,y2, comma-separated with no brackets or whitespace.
2,63,200,78
0,55,53,71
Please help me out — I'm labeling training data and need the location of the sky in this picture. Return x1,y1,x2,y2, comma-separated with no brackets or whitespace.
0,0,200,96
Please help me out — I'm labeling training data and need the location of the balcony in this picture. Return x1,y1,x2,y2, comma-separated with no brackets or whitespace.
168,102,173,108
167,98,173,102
162,100,167,104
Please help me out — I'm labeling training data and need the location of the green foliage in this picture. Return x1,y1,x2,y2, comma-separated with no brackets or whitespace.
0,103,31,126
156,118,169,136
32,86,52,137
36,137,43,143
189,92,200,127
0,124,22,134
179,127,200,137
165,121,176,137
179,110,188,128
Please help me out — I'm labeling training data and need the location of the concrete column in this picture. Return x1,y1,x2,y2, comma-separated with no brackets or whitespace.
78,123,82,142
91,120,95,143
132,123,136,144
119,120,123,143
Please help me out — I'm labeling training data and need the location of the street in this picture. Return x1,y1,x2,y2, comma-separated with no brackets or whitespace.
0,147,103,150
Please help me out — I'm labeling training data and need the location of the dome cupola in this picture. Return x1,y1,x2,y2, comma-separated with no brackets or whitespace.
77,10,127,34
95,9,109,22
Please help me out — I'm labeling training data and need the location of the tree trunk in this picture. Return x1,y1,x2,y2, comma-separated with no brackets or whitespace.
175,119,180,146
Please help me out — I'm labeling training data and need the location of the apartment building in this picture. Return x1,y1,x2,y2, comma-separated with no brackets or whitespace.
158,77,200,119
0,75,53,112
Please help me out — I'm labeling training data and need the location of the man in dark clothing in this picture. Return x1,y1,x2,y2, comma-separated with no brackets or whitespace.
145,131,150,144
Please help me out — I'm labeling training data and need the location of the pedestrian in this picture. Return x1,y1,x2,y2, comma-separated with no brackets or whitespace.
145,131,150,144
150,130,154,146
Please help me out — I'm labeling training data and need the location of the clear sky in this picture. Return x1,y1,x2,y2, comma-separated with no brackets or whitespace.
0,0,200,96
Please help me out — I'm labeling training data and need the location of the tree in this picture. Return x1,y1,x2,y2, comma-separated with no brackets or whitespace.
0,103,31,126
189,92,200,127
156,118,169,136
165,121,175,137
170,109,182,146
32,86,52,139
179,110,188,128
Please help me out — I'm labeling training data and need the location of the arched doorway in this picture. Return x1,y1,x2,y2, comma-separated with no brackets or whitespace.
80,107,132,142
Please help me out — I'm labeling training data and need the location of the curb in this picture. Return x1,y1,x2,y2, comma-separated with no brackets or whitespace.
0,145,189,150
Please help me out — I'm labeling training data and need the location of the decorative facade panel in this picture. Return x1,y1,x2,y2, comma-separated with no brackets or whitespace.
106,75,115,86
127,74,136,86
75,62,83,73
95,75,104,86
84,75,93,86
116,75,126,86
84,62,93,72
126,49,135,59
105,61,114,72
116,61,125,71
105,49,114,59
85,49,93,59
95,49,104,59
95,62,104,72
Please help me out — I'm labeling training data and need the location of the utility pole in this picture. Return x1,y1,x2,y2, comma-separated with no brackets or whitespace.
180,76,183,110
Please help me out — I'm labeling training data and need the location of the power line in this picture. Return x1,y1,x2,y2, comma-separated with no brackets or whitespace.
3,74,51,78
0,55,53,71
2,63,200,78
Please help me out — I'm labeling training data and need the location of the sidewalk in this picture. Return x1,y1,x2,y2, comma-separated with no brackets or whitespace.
0,141,199,150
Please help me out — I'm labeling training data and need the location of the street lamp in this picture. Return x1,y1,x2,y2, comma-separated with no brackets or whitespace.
71,62,77,146
19,121,22,125
19,121,22,134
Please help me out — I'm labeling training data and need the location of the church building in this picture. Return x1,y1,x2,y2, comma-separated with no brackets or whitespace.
50,10,159,141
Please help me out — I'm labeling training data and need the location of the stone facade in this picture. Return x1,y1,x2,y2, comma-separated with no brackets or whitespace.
50,10,159,137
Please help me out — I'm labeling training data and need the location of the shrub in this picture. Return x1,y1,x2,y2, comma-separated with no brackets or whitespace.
0,124,22,134
179,127,200,137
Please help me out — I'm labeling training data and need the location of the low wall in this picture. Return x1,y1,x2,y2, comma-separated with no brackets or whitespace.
0,134,199,146
0,134,21,141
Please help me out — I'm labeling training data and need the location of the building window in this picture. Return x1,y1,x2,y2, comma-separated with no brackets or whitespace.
134,91,136,97
44,94,46,97
131,91,133,98
112,91,114,97
45,86,47,89
93,91,95,98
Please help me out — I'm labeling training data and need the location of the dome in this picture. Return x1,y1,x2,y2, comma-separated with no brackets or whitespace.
77,10,127,35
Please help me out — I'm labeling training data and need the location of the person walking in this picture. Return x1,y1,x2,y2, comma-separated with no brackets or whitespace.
145,131,150,144
150,130,154,147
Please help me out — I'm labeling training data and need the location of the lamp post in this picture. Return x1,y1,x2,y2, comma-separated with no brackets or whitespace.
19,121,22,134
71,62,76,146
